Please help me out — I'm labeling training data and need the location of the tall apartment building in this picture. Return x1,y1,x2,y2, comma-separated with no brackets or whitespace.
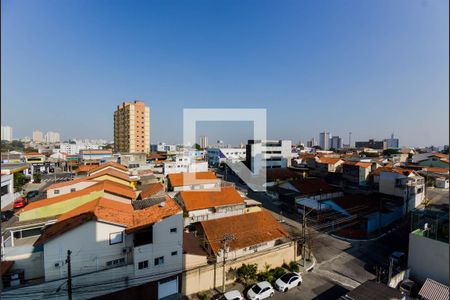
45,131,60,143
32,130,44,143
200,135,208,149
1,125,13,142
319,132,330,150
330,136,342,150
246,139,292,172
384,133,399,149
114,101,150,153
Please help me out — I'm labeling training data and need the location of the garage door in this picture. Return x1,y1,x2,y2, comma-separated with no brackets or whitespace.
158,278,178,299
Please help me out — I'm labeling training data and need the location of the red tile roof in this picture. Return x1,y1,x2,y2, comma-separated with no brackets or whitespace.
288,178,338,195
1,261,14,276
88,162,128,174
343,161,372,168
139,183,165,199
76,165,98,173
21,180,136,213
423,167,449,174
371,167,414,176
199,210,289,255
25,152,43,156
317,157,343,165
179,186,244,211
88,169,134,182
35,196,181,245
168,171,218,187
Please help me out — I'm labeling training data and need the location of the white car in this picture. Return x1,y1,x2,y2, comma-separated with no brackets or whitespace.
221,290,244,300
246,281,275,300
274,272,303,292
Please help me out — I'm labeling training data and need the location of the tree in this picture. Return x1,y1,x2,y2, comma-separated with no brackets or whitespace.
33,173,42,183
13,173,27,192
194,143,202,150
382,148,399,156
236,263,258,286
24,147,38,153
312,145,322,150
329,147,336,152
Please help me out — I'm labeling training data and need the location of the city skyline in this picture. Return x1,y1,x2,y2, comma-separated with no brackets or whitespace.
1,0,448,147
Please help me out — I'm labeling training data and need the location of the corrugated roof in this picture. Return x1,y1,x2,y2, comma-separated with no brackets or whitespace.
179,186,244,211
199,210,288,255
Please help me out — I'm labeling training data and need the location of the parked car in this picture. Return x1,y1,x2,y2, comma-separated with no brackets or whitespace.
274,272,303,292
220,290,244,300
13,197,28,209
25,190,39,200
246,281,275,300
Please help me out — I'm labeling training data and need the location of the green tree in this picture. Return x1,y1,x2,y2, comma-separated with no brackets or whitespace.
236,263,258,286
24,147,38,153
33,173,42,183
312,145,322,150
194,143,202,150
13,173,27,192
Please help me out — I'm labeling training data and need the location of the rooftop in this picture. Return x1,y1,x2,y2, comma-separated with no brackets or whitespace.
199,210,289,255
288,178,338,196
139,182,165,199
179,186,244,211
168,171,218,187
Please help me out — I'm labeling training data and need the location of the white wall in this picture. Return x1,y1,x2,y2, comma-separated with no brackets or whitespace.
408,232,449,285
132,213,183,278
185,204,246,226
46,181,97,198
1,174,15,209
43,221,127,281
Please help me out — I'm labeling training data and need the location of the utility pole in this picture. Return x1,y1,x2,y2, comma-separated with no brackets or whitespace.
221,234,235,294
66,250,73,300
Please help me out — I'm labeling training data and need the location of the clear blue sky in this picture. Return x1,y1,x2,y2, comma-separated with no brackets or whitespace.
2,0,448,147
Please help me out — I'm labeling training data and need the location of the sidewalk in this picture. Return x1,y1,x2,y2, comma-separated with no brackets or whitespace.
298,254,316,274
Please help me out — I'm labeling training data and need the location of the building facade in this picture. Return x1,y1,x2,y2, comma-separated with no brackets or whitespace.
1,125,13,141
319,132,330,150
246,140,292,172
114,101,151,153
199,136,208,149
330,136,342,150
45,132,60,143
32,130,44,143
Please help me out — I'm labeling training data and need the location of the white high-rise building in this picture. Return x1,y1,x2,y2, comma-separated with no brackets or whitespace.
33,130,44,143
200,135,208,149
319,132,330,150
246,139,292,172
1,126,13,142
45,131,60,143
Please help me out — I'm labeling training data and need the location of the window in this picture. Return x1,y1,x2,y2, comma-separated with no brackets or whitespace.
154,256,164,266
106,258,125,267
170,228,177,233
54,190,60,195
109,232,123,245
171,251,178,256
70,188,76,193
138,260,149,269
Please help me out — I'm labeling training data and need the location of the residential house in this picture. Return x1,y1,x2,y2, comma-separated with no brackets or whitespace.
412,153,449,168
19,181,137,222
342,160,377,185
313,157,344,177
176,186,246,226
163,156,208,176
167,172,220,192
87,161,129,176
378,169,425,213
196,210,289,260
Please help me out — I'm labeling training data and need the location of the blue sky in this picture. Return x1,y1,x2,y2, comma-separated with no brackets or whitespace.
2,0,448,147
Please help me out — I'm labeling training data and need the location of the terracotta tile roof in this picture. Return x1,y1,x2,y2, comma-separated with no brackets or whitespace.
76,165,98,173
139,183,165,199
35,196,181,245
81,149,113,154
371,167,414,176
88,169,135,182
183,232,207,256
317,157,343,165
168,171,218,187
45,176,93,191
266,168,298,182
21,180,136,214
199,210,289,255
298,154,316,159
88,162,128,174
147,153,164,160
179,186,244,211
343,160,372,168
288,178,338,195
423,167,449,174
25,152,43,156
432,153,449,159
